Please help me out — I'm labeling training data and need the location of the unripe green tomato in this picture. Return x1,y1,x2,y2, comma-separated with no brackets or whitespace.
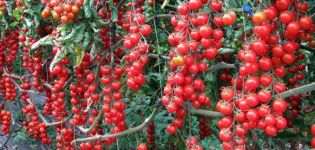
0,10,4,17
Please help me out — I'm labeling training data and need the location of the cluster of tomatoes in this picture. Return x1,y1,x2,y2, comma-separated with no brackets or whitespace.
100,64,127,145
283,51,306,120
185,136,203,150
198,117,211,140
0,110,11,135
214,0,315,149
146,121,156,149
0,75,17,101
21,92,52,144
0,30,19,66
164,0,234,135
55,127,74,150
68,53,94,126
79,141,103,150
123,1,152,91
41,0,83,23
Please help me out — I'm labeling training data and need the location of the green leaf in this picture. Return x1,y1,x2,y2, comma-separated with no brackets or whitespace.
74,46,84,67
108,0,118,22
9,21,19,27
4,1,14,16
218,48,235,54
83,0,93,18
24,18,33,27
49,48,67,71
82,32,91,50
90,42,96,59
30,35,53,50
14,130,27,143
64,24,82,41
161,0,170,9
12,10,21,21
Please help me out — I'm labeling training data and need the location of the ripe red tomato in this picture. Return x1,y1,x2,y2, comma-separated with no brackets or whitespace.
204,48,217,60
244,77,259,92
272,45,284,57
250,40,268,56
221,87,234,101
188,0,202,10
257,89,272,103
275,116,287,129
265,125,278,136
273,82,287,94
311,124,315,136
280,11,294,24
265,114,276,126
275,0,290,11
311,137,315,148
274,66,286,78
210,0,222,12
259,57,273,71
235,111,246,123
246,93,260,107
172,119,183,128
264,6,277,21
140,24,152,36
258,105,271,117
246,109,259,122
217,116,233,129
286,22,301,35
213,16,224,27
199,25,213,38
196,14,209,25
272,98,287,113
60,15,69,23
244,51,257,63
299,16,313,30
219,129,232,142
254,24,271,40
216,100,233,115
166,125,177,134
282,53,296,64
137,143,148,150
222,12,236,26
177,4,189,15
238,99,249,111
235,124,248,137
212,29,224,40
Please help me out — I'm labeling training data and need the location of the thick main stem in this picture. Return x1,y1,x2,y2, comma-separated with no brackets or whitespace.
273,82,315,99
71,107,159,146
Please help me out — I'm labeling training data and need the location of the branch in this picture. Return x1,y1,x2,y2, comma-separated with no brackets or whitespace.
300,45,315,51
117,0,127,9
25,98,73,127
273,82,315,99
71,107,158,146
77,111,103,133
62,76,73,89
147,14,173,22
148,55,236,73
3,68,31,80
203,62,236,73
39,113,73,126
148,54,170,61
189,107,223,118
